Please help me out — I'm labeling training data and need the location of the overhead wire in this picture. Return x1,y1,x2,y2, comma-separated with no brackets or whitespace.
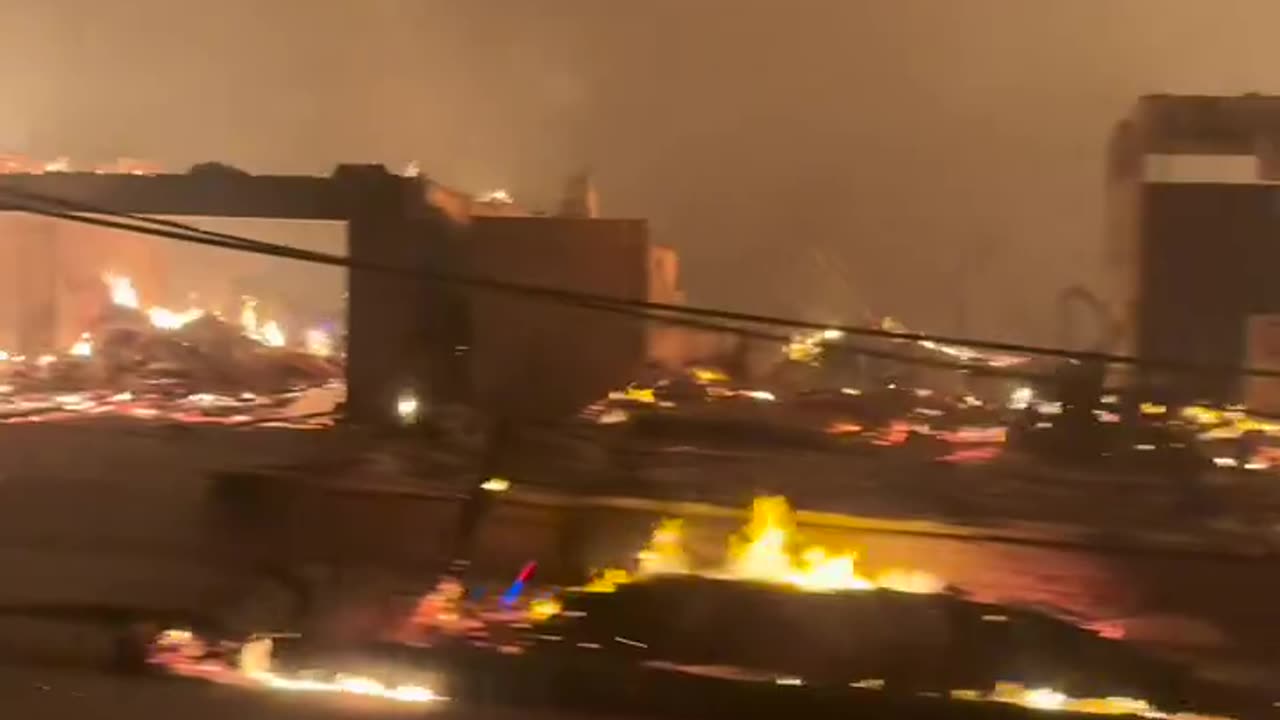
0,182,1276,378
4,184,1278,561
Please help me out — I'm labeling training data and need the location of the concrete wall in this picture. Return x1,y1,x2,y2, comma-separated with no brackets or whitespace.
1138,183,1280,400
462,215,650,420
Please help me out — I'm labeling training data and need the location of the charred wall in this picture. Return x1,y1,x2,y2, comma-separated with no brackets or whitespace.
1138,182,1280,400
461,216,650,420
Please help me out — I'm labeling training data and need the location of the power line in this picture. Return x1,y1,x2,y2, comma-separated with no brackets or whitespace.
1,183,1277,379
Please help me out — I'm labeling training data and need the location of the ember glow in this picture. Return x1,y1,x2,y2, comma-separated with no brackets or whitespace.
158,635,444,705
584,496,941,596
103,272,140,309
68,332,93,357
958,681,1235,719
248,671,441,703
304,328,334,357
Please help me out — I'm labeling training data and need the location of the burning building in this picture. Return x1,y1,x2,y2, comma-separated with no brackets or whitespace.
0,164,679,424
0,158,167,353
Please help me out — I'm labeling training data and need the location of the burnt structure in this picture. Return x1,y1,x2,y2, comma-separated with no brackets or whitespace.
0,165,652,423
1106,94,1280,400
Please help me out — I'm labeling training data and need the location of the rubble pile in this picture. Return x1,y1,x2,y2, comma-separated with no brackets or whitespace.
0,274,343,427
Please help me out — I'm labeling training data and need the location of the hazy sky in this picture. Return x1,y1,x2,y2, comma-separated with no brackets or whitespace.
3,0,1279,343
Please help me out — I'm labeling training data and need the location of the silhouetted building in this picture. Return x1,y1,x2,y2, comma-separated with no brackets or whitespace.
1106,94,1280,403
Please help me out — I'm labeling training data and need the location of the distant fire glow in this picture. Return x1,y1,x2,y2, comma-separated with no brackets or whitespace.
68,333,93,358
304,328,334,357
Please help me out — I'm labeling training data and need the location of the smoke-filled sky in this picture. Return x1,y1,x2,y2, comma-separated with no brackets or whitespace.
3,0,1279,344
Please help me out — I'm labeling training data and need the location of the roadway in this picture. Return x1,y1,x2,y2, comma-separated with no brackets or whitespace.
0,422,1276,690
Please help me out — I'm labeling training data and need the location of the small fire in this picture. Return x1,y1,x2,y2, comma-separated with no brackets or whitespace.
99,274,298,344
637,519,689,575
147,306,205,330
103,272,140,309
149,631,436,702
582,496,940,596
68,332,93,358
964,681,1233,719
726,497,874,591
249,670,440,703
260,320,286,348
239,297,287,348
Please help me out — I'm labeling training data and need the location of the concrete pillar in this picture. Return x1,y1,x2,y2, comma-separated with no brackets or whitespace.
337,165,434,425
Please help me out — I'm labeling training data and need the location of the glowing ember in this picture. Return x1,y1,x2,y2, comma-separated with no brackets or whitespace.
68,332,93,357
966,681,1235,719
103,272,140,309
395,391,421,424
477,188,515,204
637,519,689,575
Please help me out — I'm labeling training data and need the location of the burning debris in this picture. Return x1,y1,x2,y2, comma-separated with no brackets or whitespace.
580,496,944,596
0,272,343,425
148,630,444,705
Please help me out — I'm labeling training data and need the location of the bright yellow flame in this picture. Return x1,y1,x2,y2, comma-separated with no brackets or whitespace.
637,518,689,575
723,497,875,592
68,333,93,357
101,272,207,331
103,272,140,309
260,320,286,348
147,306,204,330
581,568,633,593
622,386,656,403
691,367,729,384
528,597,563,621
575,497,940,597
480,477,511,493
